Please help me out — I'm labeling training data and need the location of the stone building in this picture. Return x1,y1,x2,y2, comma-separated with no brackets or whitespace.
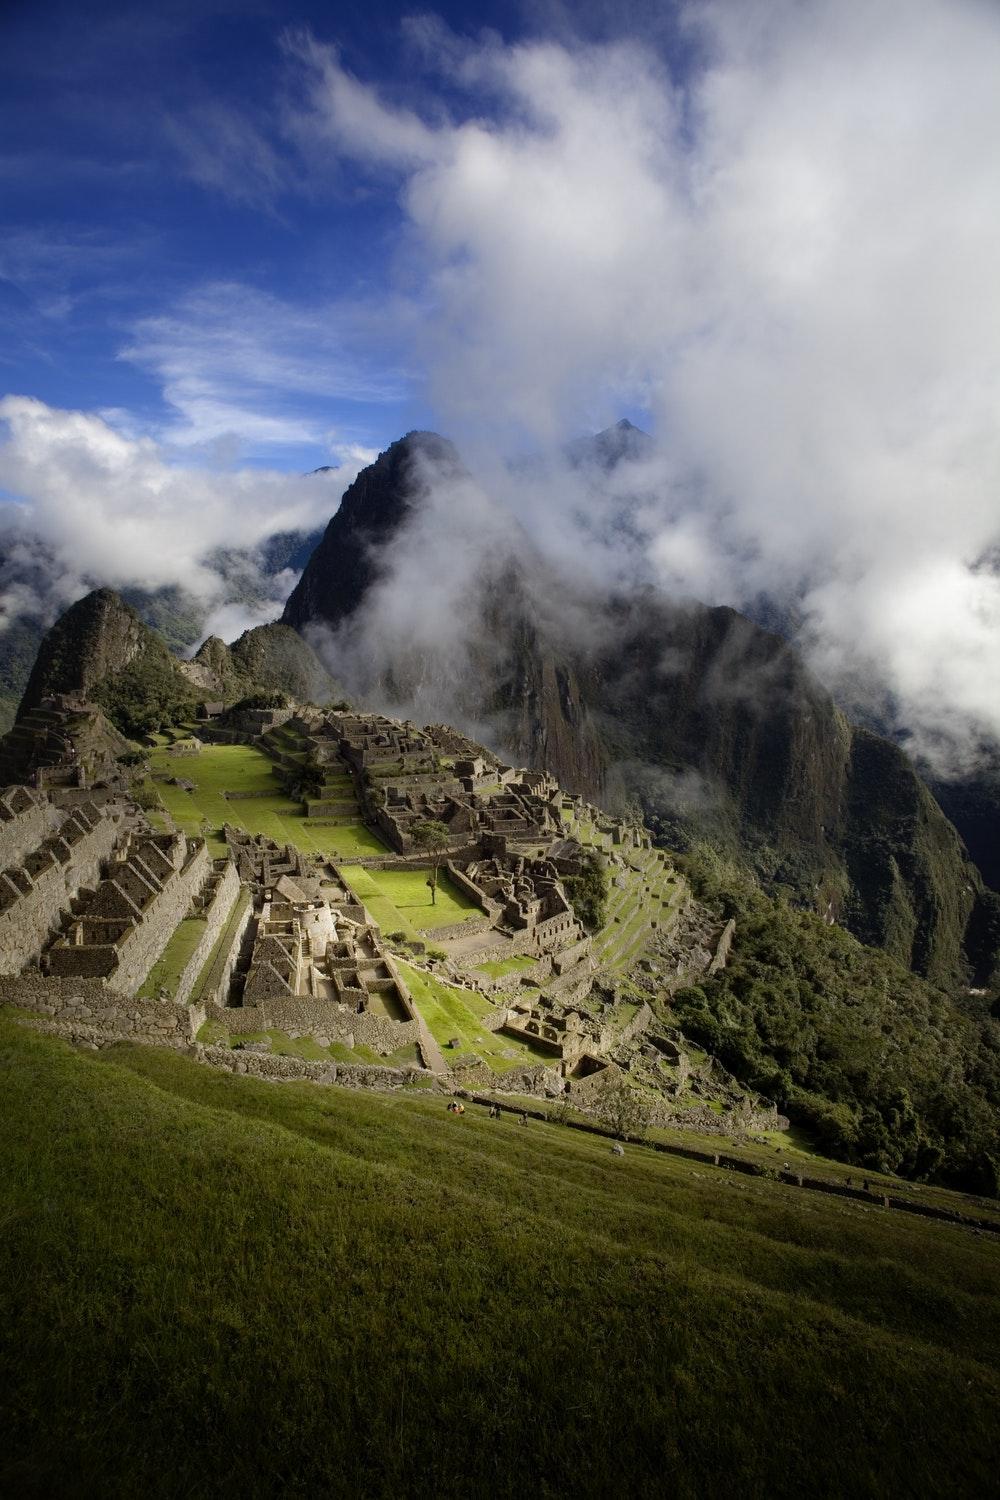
0,793,124,975
46,829,210,995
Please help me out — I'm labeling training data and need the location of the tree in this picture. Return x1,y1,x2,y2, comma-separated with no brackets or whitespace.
562,851,608,932
410,819,451,905
598,1077,654,1142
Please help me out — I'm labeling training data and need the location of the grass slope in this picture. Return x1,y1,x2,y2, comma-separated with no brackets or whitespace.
396,959,550,1072
2,1019,998,1499
146,743,386,860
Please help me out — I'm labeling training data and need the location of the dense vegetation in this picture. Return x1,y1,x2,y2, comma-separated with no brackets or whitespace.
563,849,608,932
230,689,288,711
2,1019,998,1498
92,650,199,737
673,846,1000,1194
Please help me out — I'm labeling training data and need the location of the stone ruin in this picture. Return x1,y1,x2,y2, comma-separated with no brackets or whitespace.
46,828,211,994
459,851,584,949
225,825,315,886
0,786,126,976
0,700,746,1116
0,695,128,792
214,831,423,1058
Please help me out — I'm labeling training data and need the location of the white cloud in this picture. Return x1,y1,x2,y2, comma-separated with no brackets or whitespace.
0,394,355,617
120,281,409,453
294,0,1000,769
166,103,288,210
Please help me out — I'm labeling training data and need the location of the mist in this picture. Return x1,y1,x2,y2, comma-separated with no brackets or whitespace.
297,0,1000,775
0,395,355,639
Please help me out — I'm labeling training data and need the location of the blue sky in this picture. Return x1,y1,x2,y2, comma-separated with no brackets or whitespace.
1,0,429,470
0,0,677,472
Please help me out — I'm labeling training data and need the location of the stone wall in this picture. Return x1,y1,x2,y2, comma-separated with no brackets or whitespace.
444,860,503,917
195,887,253,1006
209,994,420,1055
0,972,199,1047
194,1043,432,1090
105,842,212,997
708,918,736,976
464,913,583,967
551,936,592,974
0,805,121,975
174,861,242,1004
0,789,60,873
599,1001,653,1052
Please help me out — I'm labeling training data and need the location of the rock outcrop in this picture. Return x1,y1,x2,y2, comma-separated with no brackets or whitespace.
181,622,336,705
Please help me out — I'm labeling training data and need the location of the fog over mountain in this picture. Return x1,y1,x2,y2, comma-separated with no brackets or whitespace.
294,0,1000,778
2,0,999,782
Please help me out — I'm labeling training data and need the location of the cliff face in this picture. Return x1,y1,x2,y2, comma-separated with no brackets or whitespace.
283,432,461,631
279,430,1000,989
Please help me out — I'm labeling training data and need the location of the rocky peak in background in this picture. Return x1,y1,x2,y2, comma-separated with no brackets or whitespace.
182,622,336,705
565,416,655,470
282,431,463,632
9,588,337,755
17,589,163,717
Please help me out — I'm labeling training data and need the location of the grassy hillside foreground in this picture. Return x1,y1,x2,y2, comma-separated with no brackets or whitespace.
1,1019,998,1499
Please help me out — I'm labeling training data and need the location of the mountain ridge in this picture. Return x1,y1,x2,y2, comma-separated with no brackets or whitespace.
281,428,1000,991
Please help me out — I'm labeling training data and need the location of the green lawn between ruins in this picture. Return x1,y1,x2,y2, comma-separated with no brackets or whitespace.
396,959,553,1072
141,743,387,860
1,1016,998,1499
339,863,483,936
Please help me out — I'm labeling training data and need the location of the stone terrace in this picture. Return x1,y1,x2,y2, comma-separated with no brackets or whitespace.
0,793,124,975
46,829,211,995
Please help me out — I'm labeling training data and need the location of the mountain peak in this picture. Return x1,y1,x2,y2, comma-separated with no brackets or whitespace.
566,419,654,471
282,431,468,632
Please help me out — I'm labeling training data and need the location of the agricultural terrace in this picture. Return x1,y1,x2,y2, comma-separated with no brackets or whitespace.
137,919,204,1000
143,743,387,860
396,960,554,1072
340,864,484,938
561,803,685,974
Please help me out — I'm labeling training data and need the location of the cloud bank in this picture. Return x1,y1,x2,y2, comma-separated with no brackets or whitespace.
296,0,1000,771
0,394,355,633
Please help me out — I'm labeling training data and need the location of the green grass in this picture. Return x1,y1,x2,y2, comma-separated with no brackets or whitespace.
136,918,206,1000
1,1017,998,1499
189,888,250,1004
194,1023,394,1069
146,744,387,859
397,961,552,1072
474,955,539,978
339,865,484,937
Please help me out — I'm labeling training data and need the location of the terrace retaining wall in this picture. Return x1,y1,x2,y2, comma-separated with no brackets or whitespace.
0,973,200,1046
0,792,60,872
209,995,420,1055
0,808,121,975
174,861,242,1004
196,888,254,1006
